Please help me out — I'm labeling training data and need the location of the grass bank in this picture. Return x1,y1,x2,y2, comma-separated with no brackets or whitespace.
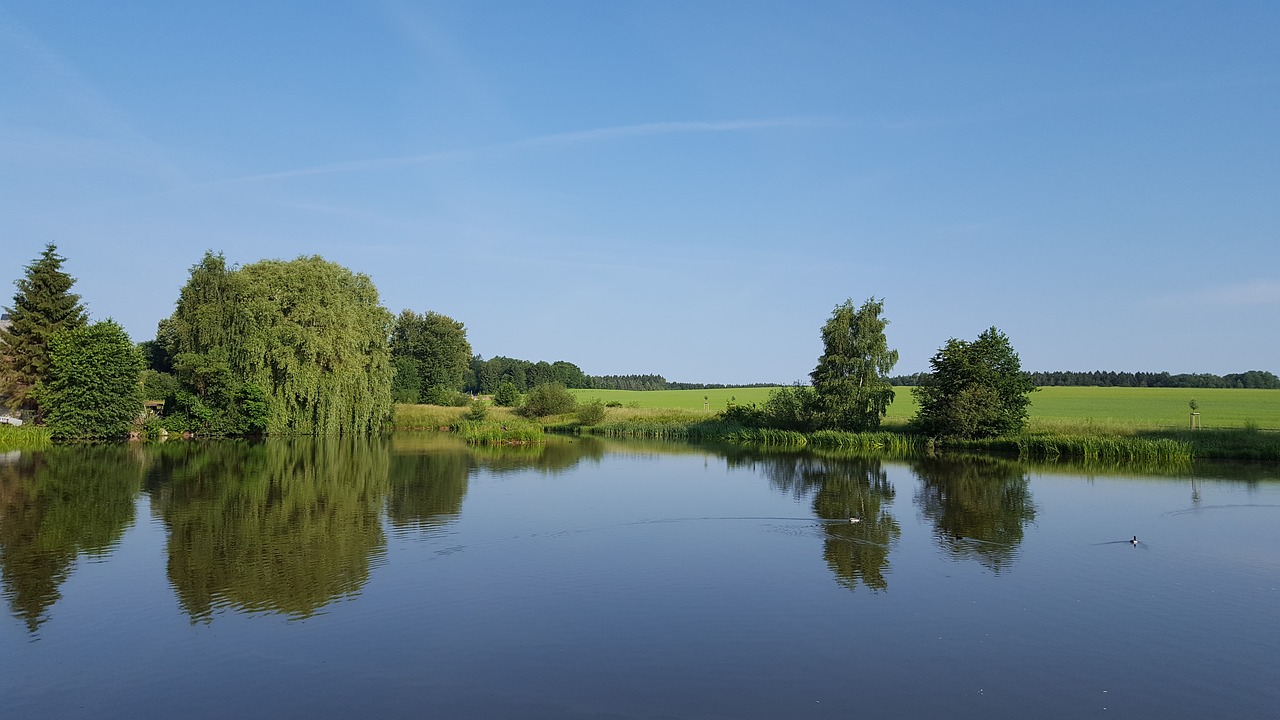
397,392,1280,462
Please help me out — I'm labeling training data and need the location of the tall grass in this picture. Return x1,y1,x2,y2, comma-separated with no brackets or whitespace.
0,424,53,451
1014,434,1193,464
454,420,543,445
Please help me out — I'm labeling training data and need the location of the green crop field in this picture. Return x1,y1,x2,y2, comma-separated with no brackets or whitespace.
569,386,1280,431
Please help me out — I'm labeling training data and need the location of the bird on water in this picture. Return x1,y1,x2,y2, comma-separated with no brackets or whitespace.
1130,536,1139,545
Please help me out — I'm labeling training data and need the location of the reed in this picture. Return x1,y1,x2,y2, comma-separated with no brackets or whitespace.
1013,434,1194,464
0,424,53,451
454,419,544,445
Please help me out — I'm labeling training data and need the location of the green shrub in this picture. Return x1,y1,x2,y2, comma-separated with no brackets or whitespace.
518,383,577,418
465,398,490,421
422,385,470,406
576,399,606,426
493,381,520,407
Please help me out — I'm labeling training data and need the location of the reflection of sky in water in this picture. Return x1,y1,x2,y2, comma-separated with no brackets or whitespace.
1,439,1277,719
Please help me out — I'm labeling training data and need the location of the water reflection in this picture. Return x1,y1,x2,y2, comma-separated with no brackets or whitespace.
147,439,389,621
911,455,1036,572
735,450,900,592
0,446,143,631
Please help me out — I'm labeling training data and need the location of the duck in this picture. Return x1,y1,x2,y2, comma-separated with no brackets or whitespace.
849,517,862,524
1130,536,1139,545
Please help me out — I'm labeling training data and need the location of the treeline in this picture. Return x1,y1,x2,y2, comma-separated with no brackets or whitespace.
464,362,776,394
890,370,1280,389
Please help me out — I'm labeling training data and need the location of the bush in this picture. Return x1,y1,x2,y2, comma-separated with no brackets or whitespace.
44,320,143,439
760,384,817,431
576,399,606,426
464,398,489,421
422,385,469,406
493,381,520,407
518,383,577,418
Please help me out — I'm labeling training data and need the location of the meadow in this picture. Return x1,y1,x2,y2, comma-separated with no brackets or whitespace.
570,386,1280,431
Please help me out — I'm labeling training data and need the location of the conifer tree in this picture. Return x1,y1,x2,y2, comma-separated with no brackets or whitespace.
1,244,88,416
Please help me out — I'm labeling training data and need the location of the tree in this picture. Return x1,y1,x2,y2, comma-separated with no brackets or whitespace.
809,298,899,431
913,327,1036,438
493,380,520,407
390,310,472,402
161,252,394,435
0,244,89,417
43,320,143,439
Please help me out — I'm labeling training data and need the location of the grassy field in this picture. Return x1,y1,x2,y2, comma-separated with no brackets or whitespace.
570,386,1280,431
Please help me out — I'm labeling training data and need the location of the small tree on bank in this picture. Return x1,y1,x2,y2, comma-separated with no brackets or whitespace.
809,298,899,432
913,327,1036,439
44,320,143,439
1,244,88,417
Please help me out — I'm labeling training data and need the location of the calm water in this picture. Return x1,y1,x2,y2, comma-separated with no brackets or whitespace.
1,436,1277,719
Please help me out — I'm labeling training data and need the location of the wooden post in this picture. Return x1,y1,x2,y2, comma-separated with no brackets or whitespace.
1189,412,1200,430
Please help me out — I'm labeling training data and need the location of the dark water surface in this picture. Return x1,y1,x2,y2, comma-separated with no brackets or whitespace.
1,436,1276,719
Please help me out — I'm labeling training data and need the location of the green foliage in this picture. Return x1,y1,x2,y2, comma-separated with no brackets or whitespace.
761,384,818,431
493,380,520,407
576,399,606,426
140,369,180,401
0,243,89,417
421,385,469,407
518,382,577,418
455,419,544,444
466,355,590,394
913,327,1036,439
391,309,472,399
0,424,53,451
464,398,489,421
809,298,899,432
161,252,394,435
390,356,421,404
43,320,143,439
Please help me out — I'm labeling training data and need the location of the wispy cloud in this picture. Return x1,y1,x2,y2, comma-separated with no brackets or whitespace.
182,116,841,188
1147,280,1280,308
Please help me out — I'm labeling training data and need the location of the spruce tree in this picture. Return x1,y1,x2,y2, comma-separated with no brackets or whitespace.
1,244,88,416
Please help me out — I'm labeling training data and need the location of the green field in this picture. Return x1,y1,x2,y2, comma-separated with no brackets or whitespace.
570,386,1280,431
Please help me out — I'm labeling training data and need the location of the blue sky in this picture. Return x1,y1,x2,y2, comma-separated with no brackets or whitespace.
2,1,1277,383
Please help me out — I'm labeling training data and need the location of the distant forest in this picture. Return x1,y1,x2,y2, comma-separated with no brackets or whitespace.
464,356,776,393
466,355,1279,393
891,370,1280,389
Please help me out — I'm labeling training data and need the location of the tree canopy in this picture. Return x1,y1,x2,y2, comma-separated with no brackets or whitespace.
809,298,899,432
43,320,143,439
161,252,394,435
913,327,1036,438
1,244,88,417
390,310,472,404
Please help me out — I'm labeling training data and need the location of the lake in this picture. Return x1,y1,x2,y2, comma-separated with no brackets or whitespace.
1,435,1276,719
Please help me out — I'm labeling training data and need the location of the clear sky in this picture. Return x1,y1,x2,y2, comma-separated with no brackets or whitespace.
2,1,1277,384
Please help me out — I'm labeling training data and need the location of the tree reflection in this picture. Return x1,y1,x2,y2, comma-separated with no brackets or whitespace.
149,438,388,621
0,446,142,631
386,447,471,533
741,451,900,592
912,455,1035,572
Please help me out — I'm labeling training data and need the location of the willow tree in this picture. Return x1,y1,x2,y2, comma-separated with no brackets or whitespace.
162,252,394,435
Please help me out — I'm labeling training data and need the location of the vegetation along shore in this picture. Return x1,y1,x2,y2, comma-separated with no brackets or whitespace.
2,245,1276,464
